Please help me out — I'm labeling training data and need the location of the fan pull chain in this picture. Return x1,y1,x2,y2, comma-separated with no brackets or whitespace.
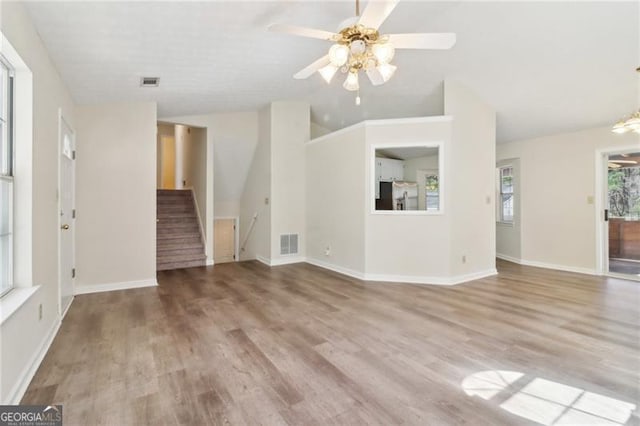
356,0,360,16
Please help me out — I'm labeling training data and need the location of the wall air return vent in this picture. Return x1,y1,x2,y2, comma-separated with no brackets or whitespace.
140,77,160,87
280,234,299,255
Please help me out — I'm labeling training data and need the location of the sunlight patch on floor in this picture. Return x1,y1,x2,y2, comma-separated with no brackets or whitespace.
462,371,637,425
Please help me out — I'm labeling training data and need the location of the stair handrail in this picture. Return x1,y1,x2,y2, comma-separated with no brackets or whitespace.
240,213,258,253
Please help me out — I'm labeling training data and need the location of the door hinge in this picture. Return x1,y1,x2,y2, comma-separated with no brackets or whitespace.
71,268,76,278
72,150,76,160
72,209,76,219
604,209,609,221
233,254,236,260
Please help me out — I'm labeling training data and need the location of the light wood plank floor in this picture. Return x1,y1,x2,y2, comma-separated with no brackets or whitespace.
23,260,640,425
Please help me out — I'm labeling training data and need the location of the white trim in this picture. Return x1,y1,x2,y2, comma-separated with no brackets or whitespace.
497,254,596,276
496,253,521,264
214,216,240,262
370,141,445,215
269,256,306,266
187,187,207,256
60,295,74,320
74,279,158,295
305,257,495,286
57,109,76,317
304,257,366,280
365,269,497,286
206,259,214,266
594,145,640,276
0,286,39,325
256,255,271,266
4,317,61,405
308,116,453,145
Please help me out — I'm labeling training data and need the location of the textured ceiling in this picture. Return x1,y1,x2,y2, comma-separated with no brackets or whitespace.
24,1,639,143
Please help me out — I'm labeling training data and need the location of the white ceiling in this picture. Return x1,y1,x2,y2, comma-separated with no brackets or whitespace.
25,1,639,143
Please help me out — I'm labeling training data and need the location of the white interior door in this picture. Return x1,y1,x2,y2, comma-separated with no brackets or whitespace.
214,218,236,264
59,115,75,315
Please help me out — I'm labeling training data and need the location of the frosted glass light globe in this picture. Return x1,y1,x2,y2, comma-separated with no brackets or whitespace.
328,44,349,67
372,42,395,64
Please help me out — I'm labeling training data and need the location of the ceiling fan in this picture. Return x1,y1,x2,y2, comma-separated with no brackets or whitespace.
268,0,456,104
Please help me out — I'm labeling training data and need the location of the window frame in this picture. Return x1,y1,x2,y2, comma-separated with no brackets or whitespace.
498,165,514,224
1,54,15,298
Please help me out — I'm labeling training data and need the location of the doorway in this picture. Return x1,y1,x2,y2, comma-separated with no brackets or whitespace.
58,112,75,316
214,218,238,264
601,150,640,279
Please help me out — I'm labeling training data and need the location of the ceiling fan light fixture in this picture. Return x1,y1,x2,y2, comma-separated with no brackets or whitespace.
328,44,349,67
343,71,360,91
318,64,339,83
376,63,397,82
612,120,630,134
372,42,395,64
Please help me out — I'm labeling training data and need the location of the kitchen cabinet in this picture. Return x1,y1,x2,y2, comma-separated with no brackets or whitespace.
375,157,405,198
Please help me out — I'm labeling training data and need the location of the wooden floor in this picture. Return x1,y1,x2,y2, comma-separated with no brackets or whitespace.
23,260,640,425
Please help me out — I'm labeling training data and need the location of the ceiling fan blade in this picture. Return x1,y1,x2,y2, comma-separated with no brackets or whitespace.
294,55,331,80
268,24,338,41
387,33,457,49
358,0,399,30
366,68,385,86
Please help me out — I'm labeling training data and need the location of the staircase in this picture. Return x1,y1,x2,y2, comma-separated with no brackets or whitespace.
156,189,206,271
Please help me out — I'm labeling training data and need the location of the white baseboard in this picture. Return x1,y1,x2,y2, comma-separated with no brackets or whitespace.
304,258,495,286
74,279,158,295
255,255,306,267
497,253,596,276
365,269,497,285
270,256,306,266
205,259,214,266
256,255,271,266
305,257,366,280
496,253,521,264
5,317,61,405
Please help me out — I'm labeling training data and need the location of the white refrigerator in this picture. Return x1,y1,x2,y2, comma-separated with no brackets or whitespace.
392,181,418,210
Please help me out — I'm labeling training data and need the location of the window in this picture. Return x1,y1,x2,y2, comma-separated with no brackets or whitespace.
373,144,442,213
499,166,514,223
1,56,14,297
425,173,439,211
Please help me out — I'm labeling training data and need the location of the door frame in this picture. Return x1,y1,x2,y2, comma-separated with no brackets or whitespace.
595,144,639,278
214,216,239,263
57,109,76,318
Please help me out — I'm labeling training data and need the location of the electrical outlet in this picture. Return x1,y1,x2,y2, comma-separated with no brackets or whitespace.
587,195,594,205
38,304,43,320
462,255,467,264
264,197,269,205
324,245,331,256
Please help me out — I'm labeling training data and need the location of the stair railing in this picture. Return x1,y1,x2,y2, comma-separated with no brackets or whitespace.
240,212,258,253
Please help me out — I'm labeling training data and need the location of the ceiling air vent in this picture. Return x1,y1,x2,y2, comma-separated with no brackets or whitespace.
140,77,160,87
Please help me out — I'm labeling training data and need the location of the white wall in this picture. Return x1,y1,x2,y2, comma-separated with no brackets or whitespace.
0,1,75,403
364,119,455,281
497,126,639,273
156,123,174,188
165,111,257,263
306,125,366,274
496,158,521,260
270,101,309,263
310,122,331,139
239,106,271,261
75,102,157,289
183,127,207,234
166,111,258,218
444,80,497,277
